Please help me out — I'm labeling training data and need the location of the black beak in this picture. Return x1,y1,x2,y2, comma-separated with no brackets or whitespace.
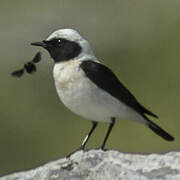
31,41,47,48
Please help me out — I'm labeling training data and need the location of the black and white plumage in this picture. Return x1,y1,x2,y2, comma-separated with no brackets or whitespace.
31,28,174,150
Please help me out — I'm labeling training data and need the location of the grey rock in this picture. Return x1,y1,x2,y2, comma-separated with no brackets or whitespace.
1,150,180,180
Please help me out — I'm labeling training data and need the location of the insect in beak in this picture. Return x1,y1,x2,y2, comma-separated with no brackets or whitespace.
11,51,42,78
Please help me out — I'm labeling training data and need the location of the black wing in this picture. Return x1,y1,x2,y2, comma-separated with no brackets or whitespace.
80,60,158,119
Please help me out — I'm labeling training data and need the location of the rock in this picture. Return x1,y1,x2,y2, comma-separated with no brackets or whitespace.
1,150,180,180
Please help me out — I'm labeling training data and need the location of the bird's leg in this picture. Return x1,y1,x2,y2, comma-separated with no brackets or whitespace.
100,118,115,150
66,121,98,158
81,121,98,149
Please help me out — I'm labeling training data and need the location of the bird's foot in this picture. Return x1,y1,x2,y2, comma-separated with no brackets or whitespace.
84,146,108,152
66,146,85,158
97,144,109,151
66,146,109,158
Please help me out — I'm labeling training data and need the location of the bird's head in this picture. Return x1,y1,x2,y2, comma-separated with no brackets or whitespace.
31,28,96,63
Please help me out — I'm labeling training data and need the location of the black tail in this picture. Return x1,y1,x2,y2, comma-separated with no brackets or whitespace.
147,120,174,141
139,104,158,118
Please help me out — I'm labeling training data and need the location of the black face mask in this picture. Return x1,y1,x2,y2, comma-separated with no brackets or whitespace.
31,38,82,62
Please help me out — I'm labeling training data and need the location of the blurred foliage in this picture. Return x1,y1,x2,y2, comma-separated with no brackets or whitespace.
0,0,180,175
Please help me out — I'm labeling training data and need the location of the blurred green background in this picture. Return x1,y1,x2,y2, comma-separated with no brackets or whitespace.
0,0,180,175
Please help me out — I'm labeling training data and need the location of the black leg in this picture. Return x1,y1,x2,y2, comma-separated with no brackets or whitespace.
81,121,98,149
66,121,98,158
101,118,115,150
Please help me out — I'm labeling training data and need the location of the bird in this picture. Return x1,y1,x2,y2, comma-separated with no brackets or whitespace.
31,28,174,151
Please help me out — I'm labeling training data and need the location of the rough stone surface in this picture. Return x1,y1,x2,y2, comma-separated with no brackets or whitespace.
1,150,180,180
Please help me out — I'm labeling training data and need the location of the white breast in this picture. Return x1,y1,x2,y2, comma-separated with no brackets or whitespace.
53,60,145,124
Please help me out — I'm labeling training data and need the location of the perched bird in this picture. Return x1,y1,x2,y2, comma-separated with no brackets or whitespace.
31,28,174,150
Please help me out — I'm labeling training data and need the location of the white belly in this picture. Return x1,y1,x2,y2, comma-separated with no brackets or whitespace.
53,60,145,123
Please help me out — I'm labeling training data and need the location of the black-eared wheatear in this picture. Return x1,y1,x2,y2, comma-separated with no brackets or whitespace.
31,28,174,150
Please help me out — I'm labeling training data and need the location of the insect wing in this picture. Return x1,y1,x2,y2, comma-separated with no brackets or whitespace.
11,69,24,78
32,52,41,63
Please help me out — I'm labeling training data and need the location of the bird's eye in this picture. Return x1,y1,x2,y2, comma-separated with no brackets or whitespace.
48,38,65,46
